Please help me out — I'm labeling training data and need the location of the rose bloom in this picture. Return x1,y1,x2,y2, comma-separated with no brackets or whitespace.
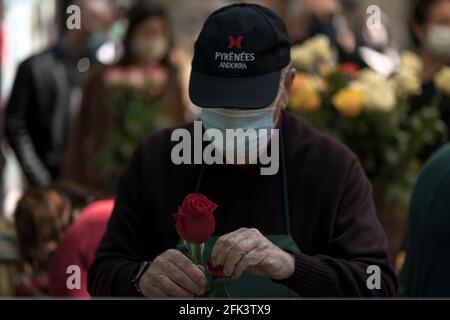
125,66,146,89
434,66,450,96
332,87,364,118
399,51,423,76
395,67,422,96
351,70,396,112
291,35,333,70
291,45,315,70
104,68,126,86
204,258,226,277
289,74,322,113
309,35,332,62
173,193,218,244
339,62,359,79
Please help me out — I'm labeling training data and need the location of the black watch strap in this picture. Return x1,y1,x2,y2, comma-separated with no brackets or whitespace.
131,261,150,294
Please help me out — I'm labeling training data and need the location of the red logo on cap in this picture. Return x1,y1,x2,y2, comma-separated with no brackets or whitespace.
227,35,244,49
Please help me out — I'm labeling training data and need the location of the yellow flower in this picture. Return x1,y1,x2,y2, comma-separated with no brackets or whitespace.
289,74,322,112
318,62,336,77
434,66,450,96
357,69,382,85
291,35,333,70
399,51,423,75
291,45,314,70
351,69,396,112
392,51,423,97
395,67,422,96
332,88,364,118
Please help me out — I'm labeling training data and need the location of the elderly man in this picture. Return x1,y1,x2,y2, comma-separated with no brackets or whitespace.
88,3,396,297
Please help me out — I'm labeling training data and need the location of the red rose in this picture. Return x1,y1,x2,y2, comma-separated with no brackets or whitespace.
204,258,226,278
339,62,359,78
173,193,218,244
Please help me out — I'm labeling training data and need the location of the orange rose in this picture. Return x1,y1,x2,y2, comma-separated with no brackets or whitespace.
332,88,364,118
289,74,322,113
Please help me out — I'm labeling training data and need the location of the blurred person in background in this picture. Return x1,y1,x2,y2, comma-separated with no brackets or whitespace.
4,0,115,186
13,183,91,295
400,143,450,296
341,11,400,78
288,0,400,77
409,0,450,160
47,197,113,297
13,182,113,297
289,0,356,62
62,0,187,195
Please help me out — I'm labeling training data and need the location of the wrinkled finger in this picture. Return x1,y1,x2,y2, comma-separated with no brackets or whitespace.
165,259,205,296
232,250,267,280
211,228,249,267
168,252,207,289
222,237,259,277
155,273,193,298
211,231,238,266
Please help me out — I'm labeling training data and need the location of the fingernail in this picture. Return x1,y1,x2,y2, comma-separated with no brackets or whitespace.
197,265,206,272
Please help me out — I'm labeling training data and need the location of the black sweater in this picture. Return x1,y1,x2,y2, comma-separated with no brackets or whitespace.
88,111,397,297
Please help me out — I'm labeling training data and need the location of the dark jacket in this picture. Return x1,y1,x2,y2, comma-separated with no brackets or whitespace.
88,111,397,297
5,43,80,184
400,143,450,296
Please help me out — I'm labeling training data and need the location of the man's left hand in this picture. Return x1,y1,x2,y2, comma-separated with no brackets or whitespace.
210,228,295,280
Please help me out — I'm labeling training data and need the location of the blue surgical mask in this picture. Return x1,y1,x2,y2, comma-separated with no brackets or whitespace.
200,106,275,132
199,74,285,161
200,104,276,162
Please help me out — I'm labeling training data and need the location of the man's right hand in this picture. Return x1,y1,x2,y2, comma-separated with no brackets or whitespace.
139,249,207,297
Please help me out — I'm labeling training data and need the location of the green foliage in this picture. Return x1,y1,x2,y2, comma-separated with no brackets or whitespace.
97,85,171,189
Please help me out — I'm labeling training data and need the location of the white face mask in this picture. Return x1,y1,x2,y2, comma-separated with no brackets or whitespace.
426,25,450,59
200,80,286,163
131,36,169,64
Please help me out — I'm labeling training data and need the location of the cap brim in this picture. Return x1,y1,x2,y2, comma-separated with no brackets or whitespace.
189,70,281,109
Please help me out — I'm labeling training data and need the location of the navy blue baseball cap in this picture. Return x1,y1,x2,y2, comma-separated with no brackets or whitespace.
189,3,291,109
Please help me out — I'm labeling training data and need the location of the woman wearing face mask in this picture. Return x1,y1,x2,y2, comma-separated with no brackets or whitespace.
410,0,450,161
62,1,188,195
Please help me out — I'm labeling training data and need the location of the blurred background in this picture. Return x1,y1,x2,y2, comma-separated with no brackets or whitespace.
0,0,449,297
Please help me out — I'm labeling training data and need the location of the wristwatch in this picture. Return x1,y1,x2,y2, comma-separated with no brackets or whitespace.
131,261,150,294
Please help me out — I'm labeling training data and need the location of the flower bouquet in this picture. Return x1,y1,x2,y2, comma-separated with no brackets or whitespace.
289,36,448,208
99,65,171,188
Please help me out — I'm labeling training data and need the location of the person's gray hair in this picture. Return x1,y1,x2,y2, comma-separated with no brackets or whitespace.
278,62,293,88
